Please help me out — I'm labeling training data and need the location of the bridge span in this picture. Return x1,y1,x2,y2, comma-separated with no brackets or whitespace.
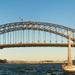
0,43,75,49
0,21,75,72
0,21,75,48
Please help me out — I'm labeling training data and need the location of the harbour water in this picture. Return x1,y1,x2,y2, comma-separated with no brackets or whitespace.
0,64,74,75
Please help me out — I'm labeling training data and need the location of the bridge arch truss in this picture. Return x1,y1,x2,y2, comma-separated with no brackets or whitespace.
0,21,75,48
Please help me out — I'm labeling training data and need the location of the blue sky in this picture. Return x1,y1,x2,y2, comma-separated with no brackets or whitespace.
0,0,75,61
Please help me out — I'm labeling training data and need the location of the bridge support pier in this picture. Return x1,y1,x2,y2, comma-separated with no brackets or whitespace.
68,34,72,66
63,33,75,73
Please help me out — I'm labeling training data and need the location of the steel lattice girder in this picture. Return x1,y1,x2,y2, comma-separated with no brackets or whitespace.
0,21,75,41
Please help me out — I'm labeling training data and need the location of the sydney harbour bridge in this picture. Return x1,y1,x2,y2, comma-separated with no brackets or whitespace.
0,21,75,72
0,21,75,48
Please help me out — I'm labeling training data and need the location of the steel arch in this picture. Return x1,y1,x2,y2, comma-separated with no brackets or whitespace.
0,21,75,41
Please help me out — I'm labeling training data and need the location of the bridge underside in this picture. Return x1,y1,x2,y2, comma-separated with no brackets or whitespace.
0,43,75,48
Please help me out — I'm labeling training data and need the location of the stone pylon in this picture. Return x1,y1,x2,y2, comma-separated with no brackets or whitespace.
68,33,72,66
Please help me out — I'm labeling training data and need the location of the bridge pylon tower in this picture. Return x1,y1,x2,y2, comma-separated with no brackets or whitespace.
63,32,75,73
68,32,72,66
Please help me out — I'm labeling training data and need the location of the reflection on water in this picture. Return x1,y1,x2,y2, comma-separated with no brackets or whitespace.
0,64,74,75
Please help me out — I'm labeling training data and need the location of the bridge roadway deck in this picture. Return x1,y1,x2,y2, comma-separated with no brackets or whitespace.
0,43,75,48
